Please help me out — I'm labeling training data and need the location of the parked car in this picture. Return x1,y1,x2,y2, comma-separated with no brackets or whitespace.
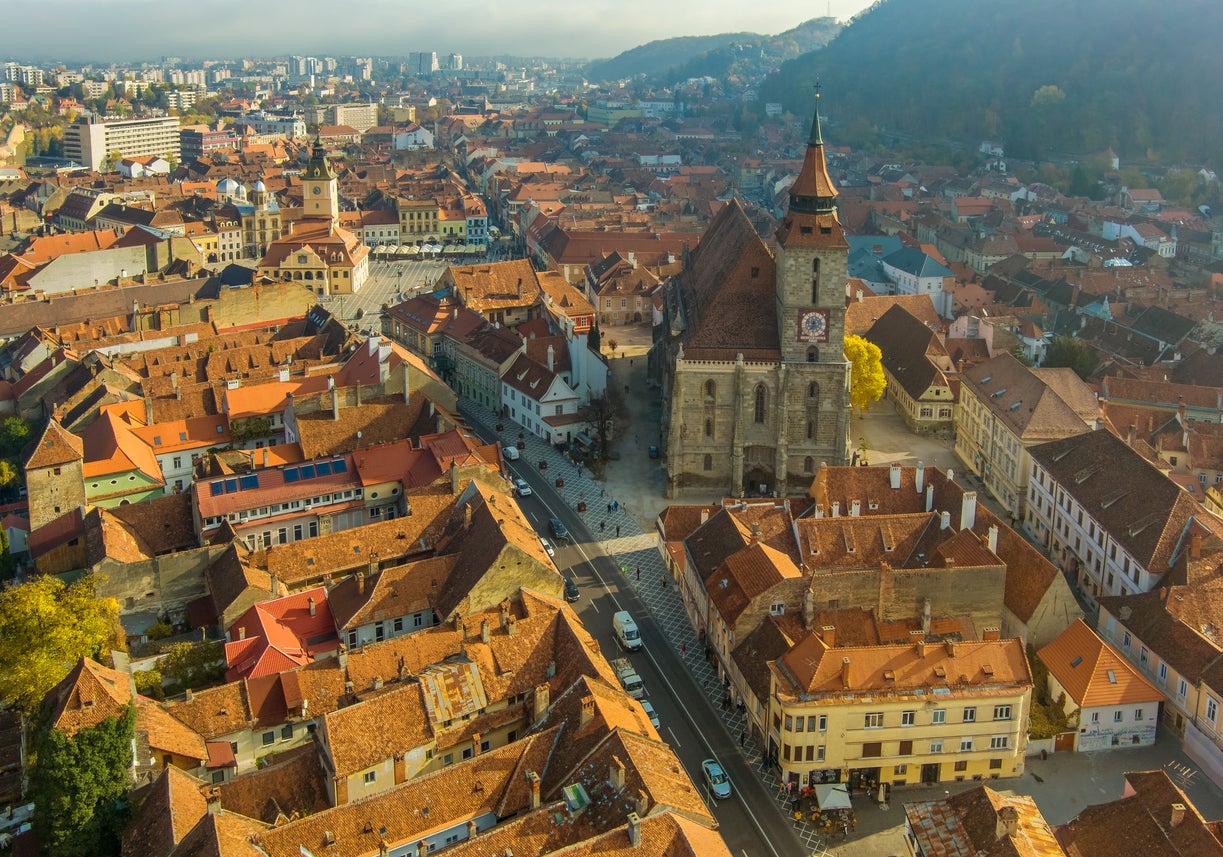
640,698,660,728
563,577,580,602
549,518,569,540
612,611,642,652
512,477,532,496
539,537,555,557
701,759,731,799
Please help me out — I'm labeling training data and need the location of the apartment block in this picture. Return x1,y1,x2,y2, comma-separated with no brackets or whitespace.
63,114,181,171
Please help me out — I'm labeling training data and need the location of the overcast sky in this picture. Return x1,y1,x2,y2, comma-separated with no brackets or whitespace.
1,0,875,64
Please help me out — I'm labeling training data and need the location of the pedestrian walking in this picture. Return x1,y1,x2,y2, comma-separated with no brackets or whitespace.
681,643,687,656
616,525,620,537
635,567,641,581
607,502,612,513
739,731,746,748
600,521,605,532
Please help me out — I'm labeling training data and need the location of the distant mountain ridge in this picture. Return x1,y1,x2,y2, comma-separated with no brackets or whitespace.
585,18,840,85
760,0,1223,167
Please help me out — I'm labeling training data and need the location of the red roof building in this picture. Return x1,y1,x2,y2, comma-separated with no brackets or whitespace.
224,586,340,681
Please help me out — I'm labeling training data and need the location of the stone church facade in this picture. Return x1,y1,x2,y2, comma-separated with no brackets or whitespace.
657,98,851,497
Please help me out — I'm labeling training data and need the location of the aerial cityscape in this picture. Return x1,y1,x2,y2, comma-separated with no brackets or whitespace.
0,1,1222,856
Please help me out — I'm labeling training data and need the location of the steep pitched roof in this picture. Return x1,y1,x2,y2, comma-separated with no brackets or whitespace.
45,657,132,737
224,587,339,681
25,418,83,470
905,786,1065,857
1037,619,1164,708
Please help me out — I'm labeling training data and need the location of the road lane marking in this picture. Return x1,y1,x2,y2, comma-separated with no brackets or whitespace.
667,727,683,748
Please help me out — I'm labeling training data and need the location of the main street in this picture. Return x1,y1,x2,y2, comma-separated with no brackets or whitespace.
489,451,810,857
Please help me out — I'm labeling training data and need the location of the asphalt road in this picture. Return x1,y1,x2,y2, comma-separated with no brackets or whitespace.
504,461,809,857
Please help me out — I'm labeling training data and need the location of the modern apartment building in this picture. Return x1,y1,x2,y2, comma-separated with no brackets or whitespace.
63,114,181,171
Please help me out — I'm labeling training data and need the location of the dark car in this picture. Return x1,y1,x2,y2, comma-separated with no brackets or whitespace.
563,577,580,602
549,518,569,540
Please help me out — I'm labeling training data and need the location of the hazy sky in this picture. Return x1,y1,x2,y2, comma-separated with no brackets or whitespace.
1,0,875,64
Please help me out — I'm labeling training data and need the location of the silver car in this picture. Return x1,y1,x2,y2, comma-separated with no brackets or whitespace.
701,759,731,799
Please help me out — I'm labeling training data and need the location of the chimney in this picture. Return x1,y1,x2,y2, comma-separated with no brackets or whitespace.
238,626,247,641
206,787,222,815
831,501,840,517
262,448,269,467
308,597,316,617
627,812,642,847
609,755,626,790
750,521,761,542
516,277,523,299
983,627,1001,641
997,805,1020,839
700,509,709,525
636,789,649,818
926,484,934,513
947,468,954,483
532,683,550,721
1170,802,1186,827
499,599,511,628
922,598,932,635
890,464,901,489
185,688,194,702
850,499,861,517
940,510,951,530
915,640,926,658
987,525,999,553
466,820,477,838
946,640,958,657
546,344,554,372
856,289,864,302
803,588,815,631
960,491,977,531
372,675,383,691
480,619,490,644
450,461,460,494
271,574,280,597
580,695,595,728
915,461,925,494
527,771,541,809
470,732,481,757
1128,423,1136,446
821,625,836,648
1192,532,1203,560
840,656,851,689
507,615,517,636
356,571,366,595
403,365,411,403
464,504,473,530
332,390,340,421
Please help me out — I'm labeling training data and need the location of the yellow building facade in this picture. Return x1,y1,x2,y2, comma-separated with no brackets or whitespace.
769,636,1032,791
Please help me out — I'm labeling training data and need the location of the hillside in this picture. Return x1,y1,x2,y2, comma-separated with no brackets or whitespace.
586,18,839,85
759,0,1223,168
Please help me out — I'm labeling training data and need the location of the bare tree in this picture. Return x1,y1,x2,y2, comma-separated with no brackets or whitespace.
578,387,627,461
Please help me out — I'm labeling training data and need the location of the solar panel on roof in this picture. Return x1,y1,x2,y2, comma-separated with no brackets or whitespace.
300,464,316,480
316,461,331,476
210,482,224,496
224,478,238,493
239,474,258,490
284,468,300,483
332,459,347,473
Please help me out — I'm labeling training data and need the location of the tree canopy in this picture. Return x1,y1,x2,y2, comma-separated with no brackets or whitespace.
29,703,134,857
0,575,123,715
845,334,887,411
1042,336,1099,380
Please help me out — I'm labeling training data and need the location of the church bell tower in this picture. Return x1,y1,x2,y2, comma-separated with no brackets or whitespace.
774,88,849,364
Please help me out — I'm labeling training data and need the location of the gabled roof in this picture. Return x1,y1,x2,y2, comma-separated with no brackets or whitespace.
121,765,208,857
905,787,1065,857
45,657,132,737
1038,619,1164,708
961,352,1097,441
25,418,83,470
224,587,339,681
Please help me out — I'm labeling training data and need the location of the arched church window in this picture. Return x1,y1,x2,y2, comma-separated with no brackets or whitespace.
754,385,767,424
811,258,821,303
704,379,716,401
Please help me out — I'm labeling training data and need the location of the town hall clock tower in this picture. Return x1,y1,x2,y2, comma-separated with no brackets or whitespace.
301,136,339,223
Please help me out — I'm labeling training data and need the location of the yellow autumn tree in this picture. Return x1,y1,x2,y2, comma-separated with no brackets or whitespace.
0,574,123,714
844,334,887,411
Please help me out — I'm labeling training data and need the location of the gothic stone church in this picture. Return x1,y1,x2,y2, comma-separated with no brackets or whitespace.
658,100,850,497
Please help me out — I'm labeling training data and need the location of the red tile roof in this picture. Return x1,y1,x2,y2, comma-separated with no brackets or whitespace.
224,587,340,681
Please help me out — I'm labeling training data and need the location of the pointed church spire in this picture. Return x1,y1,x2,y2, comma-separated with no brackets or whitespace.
808,80,824,147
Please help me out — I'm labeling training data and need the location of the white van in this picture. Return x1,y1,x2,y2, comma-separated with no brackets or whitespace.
502,444,520,461
613,611,642,652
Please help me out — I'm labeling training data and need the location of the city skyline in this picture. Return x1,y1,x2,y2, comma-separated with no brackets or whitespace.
0,0,874,64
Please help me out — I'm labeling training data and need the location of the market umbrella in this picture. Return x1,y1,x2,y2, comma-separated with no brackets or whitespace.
816,784,851,811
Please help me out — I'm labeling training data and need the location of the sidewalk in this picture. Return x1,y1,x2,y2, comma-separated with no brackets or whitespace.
460,398,844,854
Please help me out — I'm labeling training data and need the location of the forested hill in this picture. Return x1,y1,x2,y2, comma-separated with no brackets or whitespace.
759,0,1223,168
586,18,839,84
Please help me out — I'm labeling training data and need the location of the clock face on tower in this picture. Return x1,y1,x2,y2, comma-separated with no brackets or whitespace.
311,186,321,195
797,308,830,343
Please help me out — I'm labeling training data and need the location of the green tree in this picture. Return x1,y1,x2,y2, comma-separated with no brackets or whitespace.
0,415,31,458
0,575,123,715
29,703,135,857
0,459,18,489
0,527,11,581
1042,335,1099,380
844,334,887,411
